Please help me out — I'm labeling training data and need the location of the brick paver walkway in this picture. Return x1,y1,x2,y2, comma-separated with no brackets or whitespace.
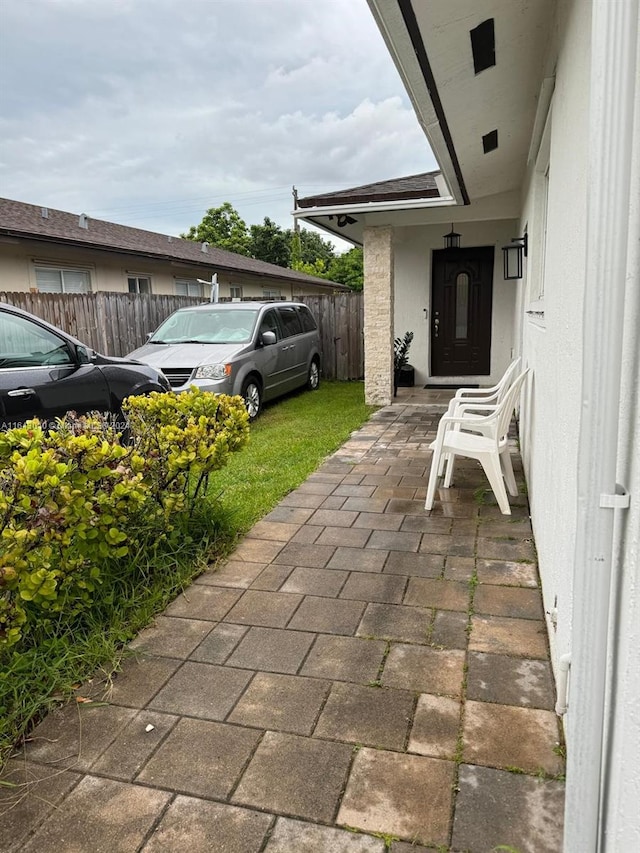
1,403,565,853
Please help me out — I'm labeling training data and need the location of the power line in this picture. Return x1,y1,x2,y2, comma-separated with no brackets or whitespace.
85,185,332,217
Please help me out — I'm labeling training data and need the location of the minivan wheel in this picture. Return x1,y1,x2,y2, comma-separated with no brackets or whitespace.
242,378,262,420
307,359,320,391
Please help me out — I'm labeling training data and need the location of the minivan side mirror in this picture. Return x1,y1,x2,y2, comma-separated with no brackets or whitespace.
260,331,277,346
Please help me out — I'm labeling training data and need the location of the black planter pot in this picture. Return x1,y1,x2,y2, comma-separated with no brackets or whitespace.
397,365,415,387
393,364,415,396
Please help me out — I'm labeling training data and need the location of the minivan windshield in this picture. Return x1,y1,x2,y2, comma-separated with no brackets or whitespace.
150,307,259,344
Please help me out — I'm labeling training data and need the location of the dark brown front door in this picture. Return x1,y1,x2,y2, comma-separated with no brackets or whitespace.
431,246,494,376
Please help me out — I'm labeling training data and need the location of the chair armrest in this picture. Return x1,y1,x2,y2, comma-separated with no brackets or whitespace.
451,402,499,417
439,411,497,430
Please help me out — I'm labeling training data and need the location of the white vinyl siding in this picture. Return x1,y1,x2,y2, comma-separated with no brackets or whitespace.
36,267,91,293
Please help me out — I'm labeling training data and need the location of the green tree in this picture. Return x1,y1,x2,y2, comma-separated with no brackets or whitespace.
182,206,352,286
290,258,329,278
286,228,336,266
326,247,363,290
182,202,251,256
250,217,291,267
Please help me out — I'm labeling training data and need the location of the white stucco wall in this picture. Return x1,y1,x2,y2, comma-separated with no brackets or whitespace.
392,220,518,387
519,2,640,846
518,0,590,670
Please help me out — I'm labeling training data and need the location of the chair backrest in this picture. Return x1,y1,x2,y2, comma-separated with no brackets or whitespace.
455,356,521,400
494,368,530,443
495,357,522,404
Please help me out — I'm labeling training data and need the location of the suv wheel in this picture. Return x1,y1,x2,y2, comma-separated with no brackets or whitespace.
242,377,262,420
307,359,320,391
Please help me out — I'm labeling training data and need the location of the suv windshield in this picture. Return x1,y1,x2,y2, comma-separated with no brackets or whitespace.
150,307,259,344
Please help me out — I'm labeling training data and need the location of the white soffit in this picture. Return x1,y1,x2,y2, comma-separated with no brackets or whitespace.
369,0,555,201
296,189,521,247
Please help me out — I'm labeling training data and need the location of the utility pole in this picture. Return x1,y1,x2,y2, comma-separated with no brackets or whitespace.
292,186,299,234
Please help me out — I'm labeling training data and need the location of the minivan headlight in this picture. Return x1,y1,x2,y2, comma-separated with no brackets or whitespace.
195,363,232,380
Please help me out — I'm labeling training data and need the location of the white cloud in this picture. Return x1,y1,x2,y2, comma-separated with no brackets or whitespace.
0,0,437,239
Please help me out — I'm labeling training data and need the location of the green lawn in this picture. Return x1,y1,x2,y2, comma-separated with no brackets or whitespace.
209,380,375,538
0,381,375,763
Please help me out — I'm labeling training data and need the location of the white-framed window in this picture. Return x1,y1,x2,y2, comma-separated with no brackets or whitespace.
35,266,91,293
128,275,151,294
538,165,549,299
175,279,204,296
263,288,281,299
533,103,552,302
230,285,243,299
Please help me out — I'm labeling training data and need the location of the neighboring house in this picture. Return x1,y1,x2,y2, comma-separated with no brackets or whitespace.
0,198,349,301
295,1,639,850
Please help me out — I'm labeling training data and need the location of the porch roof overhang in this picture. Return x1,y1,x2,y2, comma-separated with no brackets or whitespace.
295,189,522,247
295,0,554,247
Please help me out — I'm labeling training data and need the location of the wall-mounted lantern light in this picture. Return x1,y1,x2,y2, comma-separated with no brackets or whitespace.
502,233,528,279
443,224,461,249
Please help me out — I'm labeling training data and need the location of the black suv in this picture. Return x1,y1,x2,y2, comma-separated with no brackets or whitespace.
0,302,170,431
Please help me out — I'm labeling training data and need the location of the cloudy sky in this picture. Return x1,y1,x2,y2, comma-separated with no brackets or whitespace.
0,0,436,246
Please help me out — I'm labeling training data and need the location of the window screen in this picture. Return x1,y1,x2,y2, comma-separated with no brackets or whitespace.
175,280,203,296
128,276,151,294
36,267,91,293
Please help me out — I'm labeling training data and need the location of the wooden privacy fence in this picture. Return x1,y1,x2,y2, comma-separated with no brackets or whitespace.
1,290,364,381
298,292,363,381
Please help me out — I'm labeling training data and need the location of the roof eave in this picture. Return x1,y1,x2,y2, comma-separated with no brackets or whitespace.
367,0,469,206
293,195,456,220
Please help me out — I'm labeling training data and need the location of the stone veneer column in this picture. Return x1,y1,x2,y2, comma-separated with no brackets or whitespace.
363,225,394,405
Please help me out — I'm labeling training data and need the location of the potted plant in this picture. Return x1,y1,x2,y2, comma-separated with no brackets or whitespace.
393,331,414,396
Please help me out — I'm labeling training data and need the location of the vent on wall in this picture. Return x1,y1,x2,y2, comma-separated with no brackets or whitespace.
482,130,498,153
470,19,496,74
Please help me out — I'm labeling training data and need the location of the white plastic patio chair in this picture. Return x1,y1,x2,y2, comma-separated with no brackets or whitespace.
437,357,522,481
451,357,521,406
425,368,530,515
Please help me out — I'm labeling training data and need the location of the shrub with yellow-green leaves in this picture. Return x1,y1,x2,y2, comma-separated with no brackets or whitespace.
123,386,250,503
0,389,249,647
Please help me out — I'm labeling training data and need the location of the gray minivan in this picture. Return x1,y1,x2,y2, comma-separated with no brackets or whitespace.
127,301,321,418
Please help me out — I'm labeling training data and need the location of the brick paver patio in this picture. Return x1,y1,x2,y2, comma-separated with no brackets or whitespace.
0,397,565,852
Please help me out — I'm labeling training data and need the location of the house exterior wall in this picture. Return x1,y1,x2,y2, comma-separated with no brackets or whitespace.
392,220,518,387
0,239,331,300
517,0,591,674
518,1,640,846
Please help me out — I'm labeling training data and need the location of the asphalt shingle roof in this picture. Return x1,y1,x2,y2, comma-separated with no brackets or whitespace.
296,171,441,208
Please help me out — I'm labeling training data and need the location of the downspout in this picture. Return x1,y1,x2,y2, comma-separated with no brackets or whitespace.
563,0,637,851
